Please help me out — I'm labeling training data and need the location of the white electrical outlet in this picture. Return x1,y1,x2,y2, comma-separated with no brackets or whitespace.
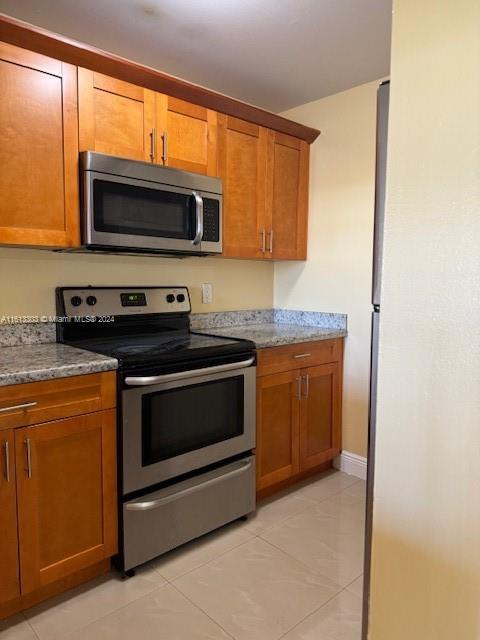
201,283,213,304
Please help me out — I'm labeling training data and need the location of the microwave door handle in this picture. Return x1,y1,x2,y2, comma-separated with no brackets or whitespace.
191,191,204,245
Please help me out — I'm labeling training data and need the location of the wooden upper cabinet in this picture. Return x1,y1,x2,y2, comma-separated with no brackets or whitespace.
15,410,117,594
256,370,300,491
266,131,309,260
78,68,155,161
299,362,341,471
0,43,79,248
156,95,217,175
218,115,268,258
0,429,20,610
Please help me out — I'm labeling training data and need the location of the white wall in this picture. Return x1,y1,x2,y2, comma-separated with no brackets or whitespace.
275,81,379,457
369,1,480,637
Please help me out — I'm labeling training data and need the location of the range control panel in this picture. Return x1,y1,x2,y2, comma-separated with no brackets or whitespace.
60,287,191,317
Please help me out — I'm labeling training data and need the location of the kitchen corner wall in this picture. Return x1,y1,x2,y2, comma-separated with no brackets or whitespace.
0,248,273,316
275,80,380,458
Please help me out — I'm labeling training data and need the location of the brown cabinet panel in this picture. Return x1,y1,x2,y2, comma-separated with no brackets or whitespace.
0,42,79,247
0,372,116,431
256,370,300,491
257,339,343,377
156,94,217,175
78,68,155,161
256,341,343,496
266,131,309,260
218,114,269,258
299,363,342,471
15,409,117,594
0,430,20,608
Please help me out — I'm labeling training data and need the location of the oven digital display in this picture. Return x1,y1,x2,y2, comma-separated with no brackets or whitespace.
121,292,147,307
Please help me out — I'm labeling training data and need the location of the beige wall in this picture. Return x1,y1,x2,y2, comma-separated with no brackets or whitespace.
369,1,480,638
0,248,273,316
275,81,379,457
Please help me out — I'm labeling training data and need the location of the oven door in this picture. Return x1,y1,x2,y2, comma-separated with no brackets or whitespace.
84,172,222,254
122,362,256,495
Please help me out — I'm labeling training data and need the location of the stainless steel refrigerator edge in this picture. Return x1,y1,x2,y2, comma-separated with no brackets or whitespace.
362,80,389,639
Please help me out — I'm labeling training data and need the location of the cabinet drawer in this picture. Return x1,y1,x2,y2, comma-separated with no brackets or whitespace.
257,339,343,376
0,372,116,430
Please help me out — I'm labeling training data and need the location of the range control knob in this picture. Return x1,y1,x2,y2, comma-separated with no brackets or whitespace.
70,296,82,307
166,294,175,303
86,295,97,306
176,293,186,303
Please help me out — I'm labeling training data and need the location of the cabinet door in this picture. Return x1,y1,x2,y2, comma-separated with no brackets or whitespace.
0,430,20,607
218,115,269,258
78,68,155,161
299,363,341,471
0,43,79,247
156,95,217,175
15,410,117,594
256,370,300,491
266,131,309,260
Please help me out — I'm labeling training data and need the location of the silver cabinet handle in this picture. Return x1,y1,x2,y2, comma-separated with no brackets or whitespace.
268,229,274,253
4,441,10,483
161,130,168,163
293,353,311,360
260,228,266,253
125,357,255,386
191,191,204,245
126,459,253,511
0,401,37,414
301,374,310,399
25,438,32,478
149,128,156,162
296,377,302,400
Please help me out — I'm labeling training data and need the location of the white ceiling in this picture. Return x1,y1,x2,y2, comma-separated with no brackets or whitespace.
0,0,392,112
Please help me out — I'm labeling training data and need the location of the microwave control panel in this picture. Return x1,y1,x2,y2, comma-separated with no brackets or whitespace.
202,198,220,243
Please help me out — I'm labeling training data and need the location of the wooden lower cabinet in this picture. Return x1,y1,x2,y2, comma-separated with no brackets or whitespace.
0,373,117,620
15,410,117,595
256,371,300,491
299,363,342,471
256,341,343,495
0,430,20,606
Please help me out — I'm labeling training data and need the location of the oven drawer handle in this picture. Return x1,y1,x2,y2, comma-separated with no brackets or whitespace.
125,459,253,511
124,357,255,386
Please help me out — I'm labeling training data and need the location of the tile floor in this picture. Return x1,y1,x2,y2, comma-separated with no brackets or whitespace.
1,470,366,640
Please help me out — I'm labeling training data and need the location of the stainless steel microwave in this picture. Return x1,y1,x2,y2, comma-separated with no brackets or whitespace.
80,152,222,256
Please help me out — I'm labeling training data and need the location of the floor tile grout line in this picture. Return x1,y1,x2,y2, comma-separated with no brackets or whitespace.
155,530,260,584
27,580,169,640
169,582,237,640
253,534,349,591
24,614,41,640
253,476,365,536
275,575,359,640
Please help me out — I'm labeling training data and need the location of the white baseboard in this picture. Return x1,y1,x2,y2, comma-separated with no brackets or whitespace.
333,451,367,480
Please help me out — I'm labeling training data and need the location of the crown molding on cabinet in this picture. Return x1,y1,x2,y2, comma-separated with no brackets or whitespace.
0,13,321,144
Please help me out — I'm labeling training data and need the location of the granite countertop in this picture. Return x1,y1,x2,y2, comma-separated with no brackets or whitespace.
196,323,347,349
0,343,118,387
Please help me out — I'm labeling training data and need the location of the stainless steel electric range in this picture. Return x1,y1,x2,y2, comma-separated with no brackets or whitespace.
56,286,256,574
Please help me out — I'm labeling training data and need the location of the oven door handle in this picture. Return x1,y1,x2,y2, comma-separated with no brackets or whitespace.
191,191,204,245
125,459,253,511
124,357,255,386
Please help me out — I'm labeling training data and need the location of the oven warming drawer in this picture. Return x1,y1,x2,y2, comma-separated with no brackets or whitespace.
122,455,255,570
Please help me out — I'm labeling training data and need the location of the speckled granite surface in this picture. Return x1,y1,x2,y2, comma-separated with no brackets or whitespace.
195,324,346,349
0,322,56,347
190,310,274,330
0,343,118,387
190,309,347,331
